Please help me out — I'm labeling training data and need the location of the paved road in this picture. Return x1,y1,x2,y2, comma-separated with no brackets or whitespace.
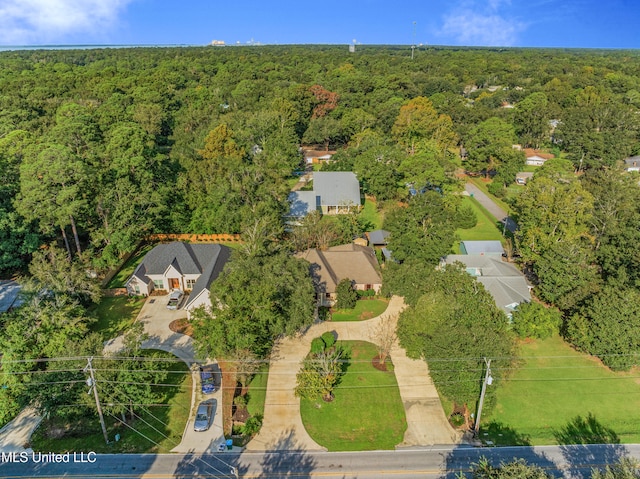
464,182,518,233
2,444,639,478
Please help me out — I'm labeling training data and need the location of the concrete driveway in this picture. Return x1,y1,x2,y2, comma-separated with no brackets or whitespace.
104,294,230,453
246,296,461,452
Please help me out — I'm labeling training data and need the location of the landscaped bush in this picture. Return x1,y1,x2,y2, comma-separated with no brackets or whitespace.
357,289,376,298
311,337,325,354
321,331,336,349
455,204,478,229
243,414,263,436
318,306,331,321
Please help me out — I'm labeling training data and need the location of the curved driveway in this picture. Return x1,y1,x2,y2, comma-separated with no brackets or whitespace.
246,296,461,451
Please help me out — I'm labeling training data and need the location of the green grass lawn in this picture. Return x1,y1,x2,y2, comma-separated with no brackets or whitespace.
300,340,406,451
358,198,383,230
454,196,504,253
105,243,154,289
485,335,640,445
330,299,389,322
247,364,269,418
89,296,146,340
30,352,191,453
469,177,512,212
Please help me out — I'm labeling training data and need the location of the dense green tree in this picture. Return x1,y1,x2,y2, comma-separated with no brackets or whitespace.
462,457,554,479
192,251,315,359
565,286,640,371
384,191,456,265
397,265,516,410
514,92,550,149
463,117,518,176
335,278,358,310
511,301,562,340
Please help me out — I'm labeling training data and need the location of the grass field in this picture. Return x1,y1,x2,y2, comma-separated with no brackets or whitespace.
359,198,383,230
89,296,146,340
300,340,406,451
485,335,640,445
330,299,389,322
31,352,191,453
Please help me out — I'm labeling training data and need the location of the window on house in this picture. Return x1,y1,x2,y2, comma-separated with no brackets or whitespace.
365,284,372,291
186,279,196,290
133,284,140,294
326,293,332,299
153,279,164,290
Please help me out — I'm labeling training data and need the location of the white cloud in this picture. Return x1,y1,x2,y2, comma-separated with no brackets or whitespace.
438,0,526,47
0,0,133,44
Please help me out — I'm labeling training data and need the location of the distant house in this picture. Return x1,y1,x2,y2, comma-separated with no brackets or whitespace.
0,280,23,313
125,242,231,316
459,241,504,256
366,229,390,248
524,149,554,166
443,255,531,317
515,172,534,185
296,243,382,306
302,147,336,165
288,171,361,218
624,156,640,172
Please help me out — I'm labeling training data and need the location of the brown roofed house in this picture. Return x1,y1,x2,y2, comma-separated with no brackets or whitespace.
296,243,382,306
524,149,554,166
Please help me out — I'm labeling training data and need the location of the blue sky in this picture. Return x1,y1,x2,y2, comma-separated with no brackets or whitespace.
0,0,638,49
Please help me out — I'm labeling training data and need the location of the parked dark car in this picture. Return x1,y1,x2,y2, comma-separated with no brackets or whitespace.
194,399,216,432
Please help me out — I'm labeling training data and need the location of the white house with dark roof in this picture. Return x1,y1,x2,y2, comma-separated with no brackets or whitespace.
296,243,381,306
125,242,230,315
288,171,361,218
443,255,531,317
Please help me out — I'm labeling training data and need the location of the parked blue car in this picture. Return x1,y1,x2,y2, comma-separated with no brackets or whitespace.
200,365,216,394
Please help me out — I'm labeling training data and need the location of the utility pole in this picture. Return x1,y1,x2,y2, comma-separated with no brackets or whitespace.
474,358,492,437
86,357,109,444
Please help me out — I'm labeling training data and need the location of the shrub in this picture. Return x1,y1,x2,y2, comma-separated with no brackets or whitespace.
311,337,325,355
321,331,336,349
357,289,376,298
488,180,506,198
243,414,263,436
233,395,247,408
318,306,330,321
455,204,478,229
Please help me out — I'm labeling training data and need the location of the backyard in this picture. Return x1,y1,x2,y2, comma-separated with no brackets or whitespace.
454,195,504,251
300,340,406,451
485,335,640,445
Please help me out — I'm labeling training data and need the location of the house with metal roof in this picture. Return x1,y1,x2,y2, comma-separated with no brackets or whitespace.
125,242,230,316
459,240,504,256
443,255,531,317
296,243,381,306
287,171,361,218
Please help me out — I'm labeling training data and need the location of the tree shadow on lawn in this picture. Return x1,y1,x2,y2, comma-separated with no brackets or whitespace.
553,413,628,479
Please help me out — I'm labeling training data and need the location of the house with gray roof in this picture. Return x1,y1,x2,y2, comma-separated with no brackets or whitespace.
443,255,531,317
296,243,381,306
0,280,23,313
287,171,361,218
126,242,230,316
366,229,390,247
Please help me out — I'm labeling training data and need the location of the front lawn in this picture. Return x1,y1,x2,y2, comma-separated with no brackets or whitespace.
30,351,191,453
89,296,146,340
330,298,389,322
486,335,640,445
300,340,406,451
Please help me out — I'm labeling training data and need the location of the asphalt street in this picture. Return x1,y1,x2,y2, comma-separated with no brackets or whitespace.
2,444,639,478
